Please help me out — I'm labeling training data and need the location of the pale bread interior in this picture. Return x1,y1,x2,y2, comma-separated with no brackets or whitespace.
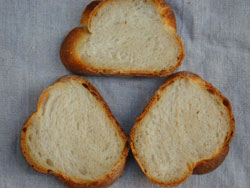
77,0,182,71
132,77,231,182
25,79,124,180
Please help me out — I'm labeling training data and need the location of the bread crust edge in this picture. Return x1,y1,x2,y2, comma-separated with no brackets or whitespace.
130,71,235,187
60,0,184,77
20,75,130,188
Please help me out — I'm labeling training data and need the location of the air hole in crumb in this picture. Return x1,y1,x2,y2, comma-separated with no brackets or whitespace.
197,110,200,114
46,159,54,167
90,91,98,98
104,144,109,151
203,143,208,147
71,150,74,155
207,88,214,94
224,135,229,142
28,135,32,141
82,83,89,90
79,168,87,176
38,152,42,157
151,155,155,162
223,99,229,107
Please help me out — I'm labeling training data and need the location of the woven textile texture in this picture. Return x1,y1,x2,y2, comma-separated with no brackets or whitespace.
0,0,249,187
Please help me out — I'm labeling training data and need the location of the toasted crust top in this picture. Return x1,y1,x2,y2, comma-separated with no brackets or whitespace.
60,0,184,77
130,71,235,187
80,0,101,27
20,75,129,188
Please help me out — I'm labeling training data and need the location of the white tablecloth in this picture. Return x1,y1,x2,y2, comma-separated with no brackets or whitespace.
0,0,249,187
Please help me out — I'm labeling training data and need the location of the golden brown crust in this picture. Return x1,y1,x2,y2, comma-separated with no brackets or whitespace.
152,0,177,30
192,145,230,174
60,0,184,77
80,0,101,27
20,75,129,188
20,113,51,174
60,27,96,75
130,71,235,187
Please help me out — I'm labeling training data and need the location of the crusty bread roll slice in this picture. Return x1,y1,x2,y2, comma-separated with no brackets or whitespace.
130,71,235,187
20,76,129,188
60,0,184,77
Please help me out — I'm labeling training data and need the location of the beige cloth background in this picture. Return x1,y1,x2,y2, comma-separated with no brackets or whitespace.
0,0,249,187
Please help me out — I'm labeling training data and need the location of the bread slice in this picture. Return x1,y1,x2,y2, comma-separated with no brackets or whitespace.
60,0,184,77
130,71,235,187
20,76,129,188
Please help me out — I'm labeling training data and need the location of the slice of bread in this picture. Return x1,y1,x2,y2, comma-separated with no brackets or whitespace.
130,71,235,187
20,76,129,188
60,0,184,77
